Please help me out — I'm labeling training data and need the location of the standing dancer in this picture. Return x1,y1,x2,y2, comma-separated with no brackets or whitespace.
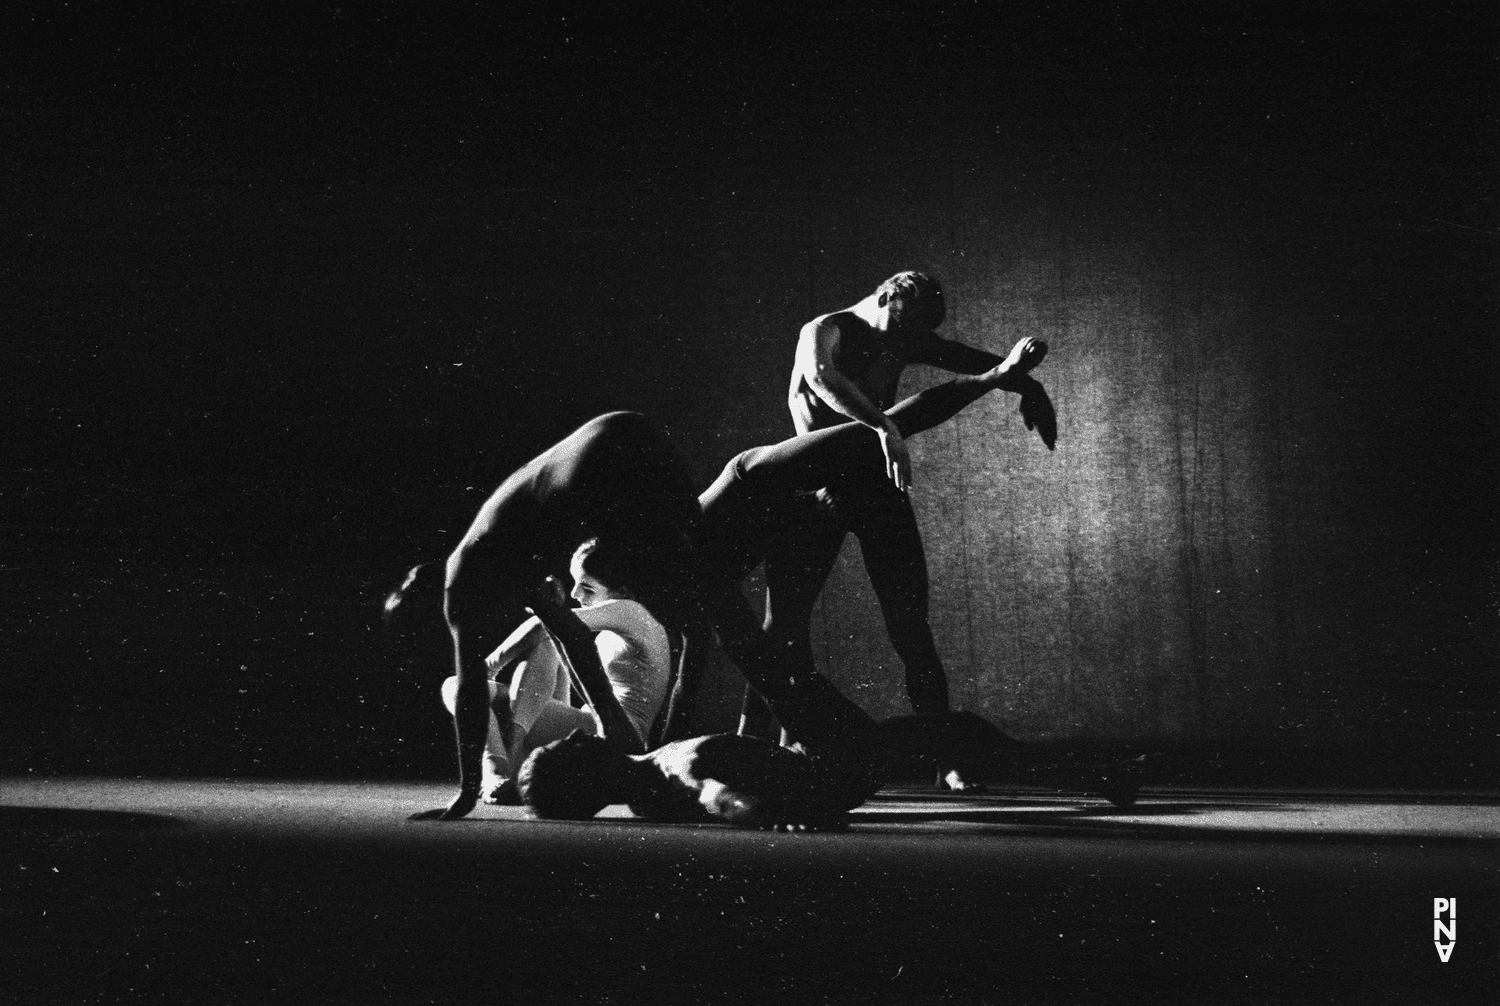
754,271,1053,790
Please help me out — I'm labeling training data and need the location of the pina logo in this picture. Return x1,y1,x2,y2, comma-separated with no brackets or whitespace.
1433,898,1457,962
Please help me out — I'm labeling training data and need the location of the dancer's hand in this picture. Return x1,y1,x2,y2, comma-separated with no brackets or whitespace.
699,780,764,826
480,777,521,806
538,575,570,610
1014,376,1057,451
878,420,912,490
810,487,839,517
408,788,478,821
524,576,571,624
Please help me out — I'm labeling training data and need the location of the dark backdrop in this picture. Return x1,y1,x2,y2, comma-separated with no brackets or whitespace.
3,4,1495,787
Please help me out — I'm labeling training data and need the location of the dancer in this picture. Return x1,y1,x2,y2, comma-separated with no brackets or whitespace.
393,344,1044,820
438,537,674,804
517,584,1138,828
389,412,707,820
751,271,1054,791
518,716,1140,829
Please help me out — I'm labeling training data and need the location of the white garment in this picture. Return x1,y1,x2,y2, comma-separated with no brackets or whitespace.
484,598,672,745
574,598,672,743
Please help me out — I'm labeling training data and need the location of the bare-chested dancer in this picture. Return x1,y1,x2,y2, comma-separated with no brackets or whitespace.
749,271,1055,791
391,343,1045,820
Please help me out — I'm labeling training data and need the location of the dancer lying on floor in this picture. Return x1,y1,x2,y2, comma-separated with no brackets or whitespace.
391,339,1050,820
516,585,1139,829
438,537,673,805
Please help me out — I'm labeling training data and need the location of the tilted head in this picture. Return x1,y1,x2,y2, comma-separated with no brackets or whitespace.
569,536,637,607
517,730,635,819
874,270,945,330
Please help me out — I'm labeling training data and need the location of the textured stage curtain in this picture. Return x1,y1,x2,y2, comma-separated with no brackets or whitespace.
783,193,1472,750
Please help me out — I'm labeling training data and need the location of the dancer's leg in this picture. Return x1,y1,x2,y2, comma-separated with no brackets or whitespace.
523,597,648,755
888,336,1046,438
507,649,597,757
737,685,778,739
695,374,999,577
682,554,877,750
695,372,1023,747
728,361,1031,497
741,502,846,738
850,493,949,714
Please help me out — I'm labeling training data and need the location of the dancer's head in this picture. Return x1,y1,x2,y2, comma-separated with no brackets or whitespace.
875,271,945,330
569,537,638,607
517,731,634,819
382,562,446,657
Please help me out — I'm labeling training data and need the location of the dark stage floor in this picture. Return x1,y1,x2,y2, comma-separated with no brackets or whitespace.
4,778,1495,1004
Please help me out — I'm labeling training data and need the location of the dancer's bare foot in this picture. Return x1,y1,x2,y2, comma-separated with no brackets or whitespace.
937,768,987,794
1088,753,1150,809
983,337,1048,392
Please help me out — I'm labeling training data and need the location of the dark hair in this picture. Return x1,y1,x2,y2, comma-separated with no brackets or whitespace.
517,731,630,820
382,562,445,642
574,534,700,651
572,537,635,596
875,271,945,328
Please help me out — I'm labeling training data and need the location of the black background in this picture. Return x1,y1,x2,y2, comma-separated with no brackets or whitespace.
3,2,1495,786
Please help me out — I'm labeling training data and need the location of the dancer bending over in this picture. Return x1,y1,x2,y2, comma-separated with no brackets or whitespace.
391,342,1047,820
